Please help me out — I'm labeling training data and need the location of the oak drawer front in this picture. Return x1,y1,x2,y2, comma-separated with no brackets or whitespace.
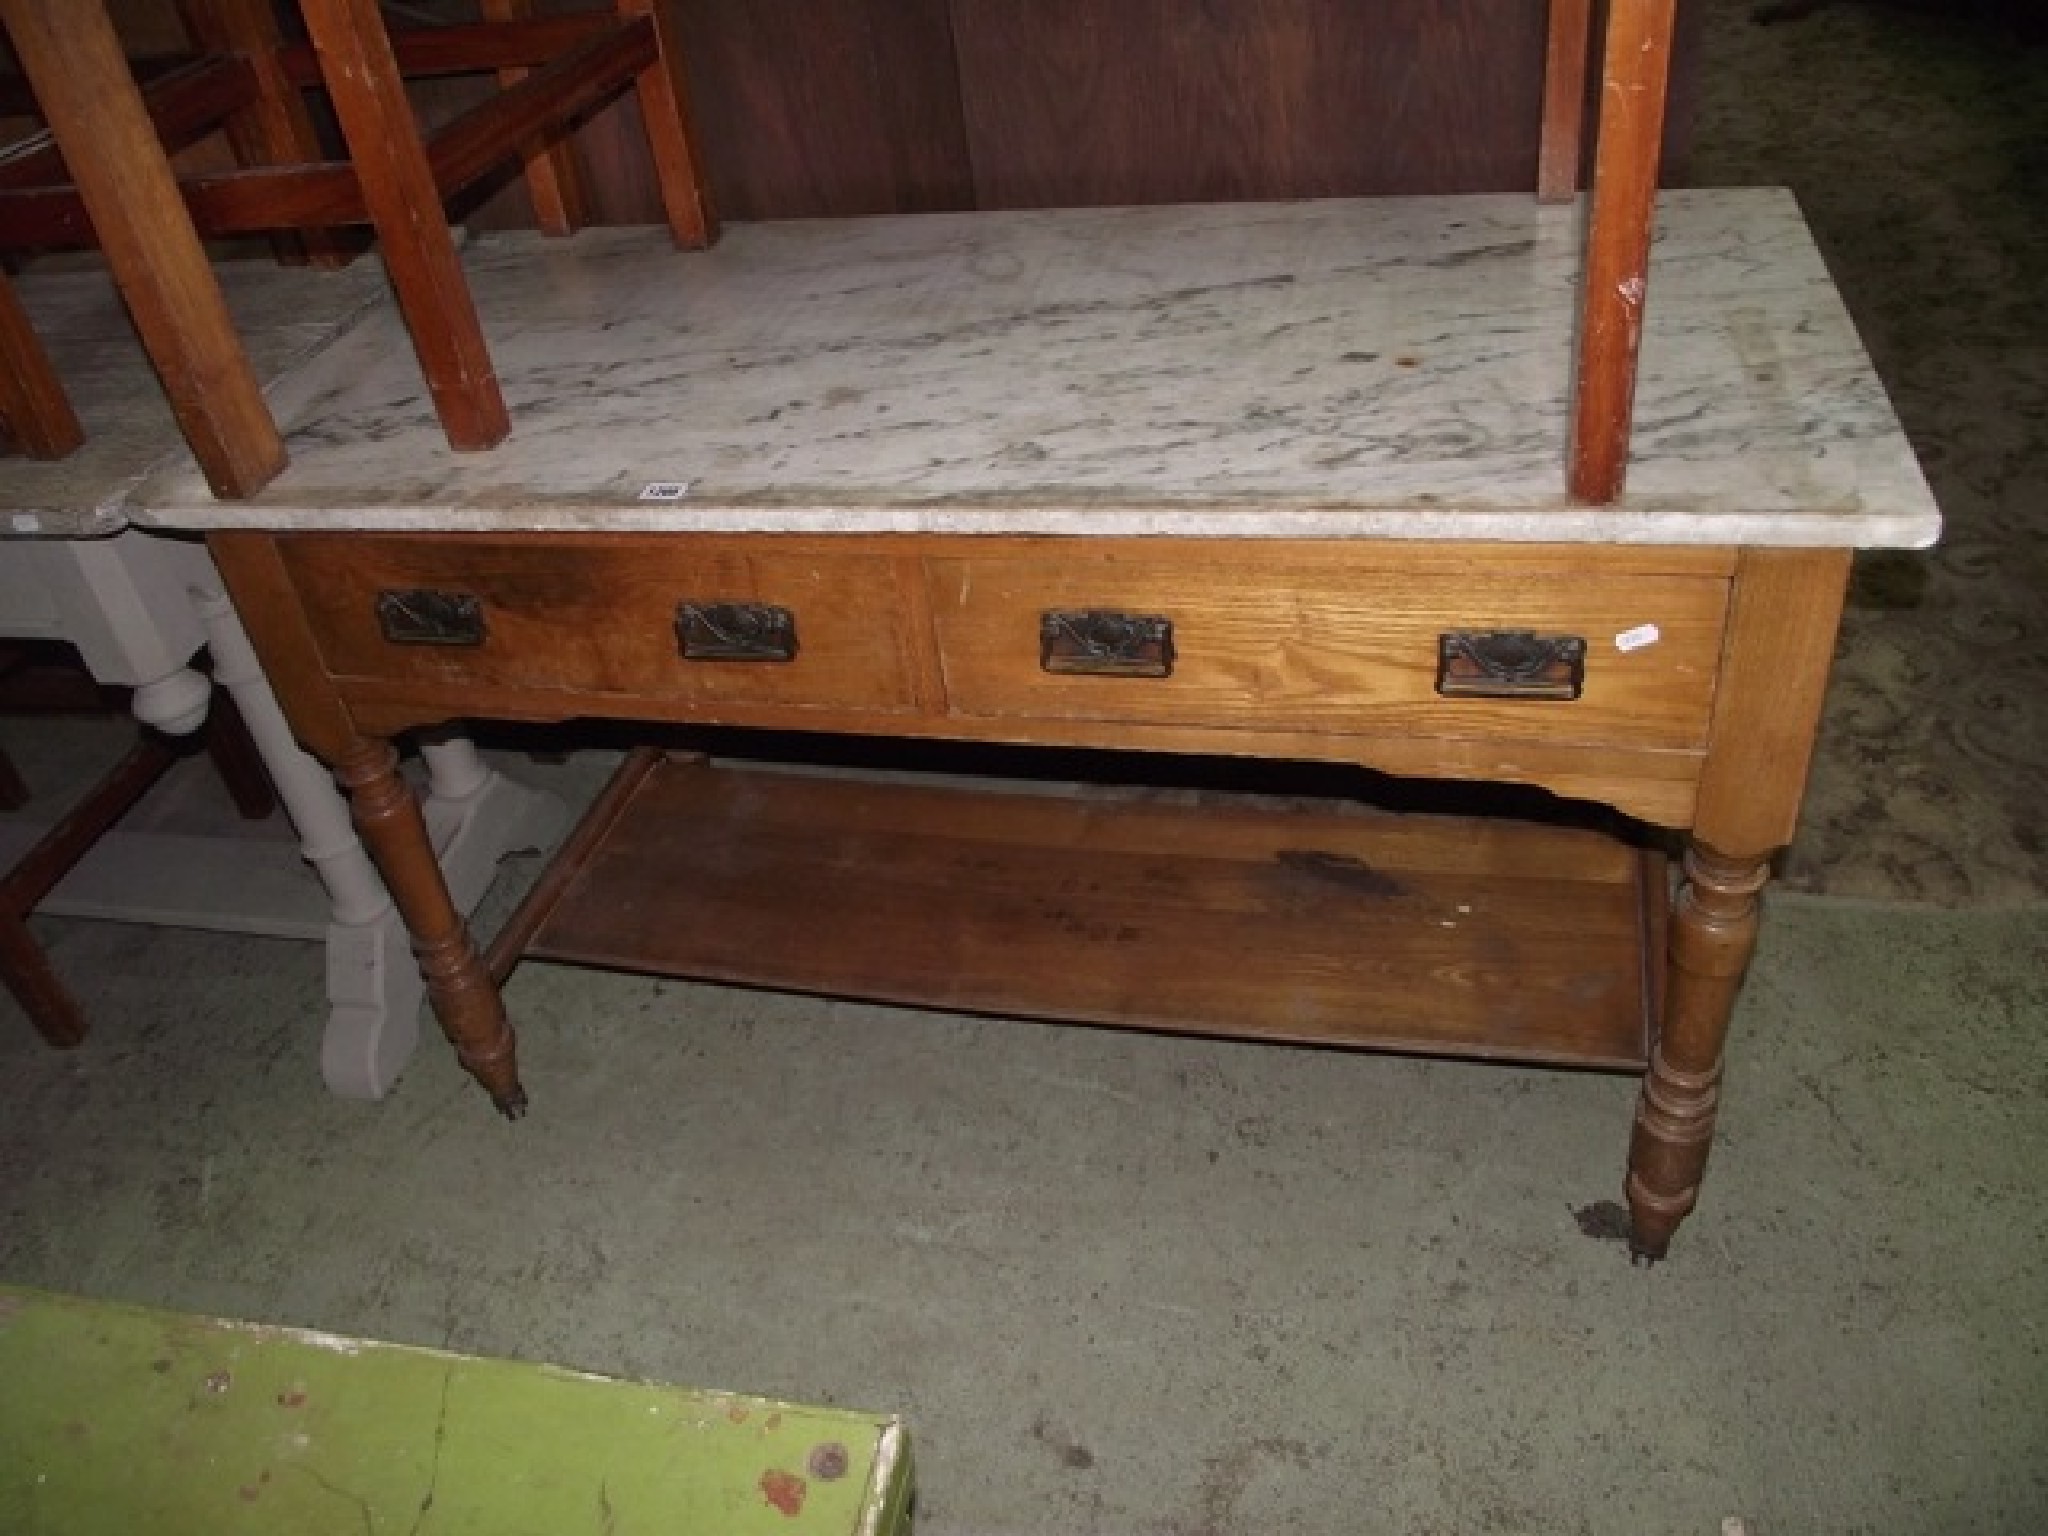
926,549,1729,749
278,538,923,712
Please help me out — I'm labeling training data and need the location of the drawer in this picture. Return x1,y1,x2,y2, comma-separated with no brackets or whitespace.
926,544,1730,751
277,536,924,713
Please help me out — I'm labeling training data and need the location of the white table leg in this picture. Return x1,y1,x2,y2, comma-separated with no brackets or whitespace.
193,585,419,1098
126,666,213,737
192,589,567,1100
1,533,568,1097
2,532,215,734
416,728,570,922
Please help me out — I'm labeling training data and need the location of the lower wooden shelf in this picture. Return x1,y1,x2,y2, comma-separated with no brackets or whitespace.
511,753,1665,1072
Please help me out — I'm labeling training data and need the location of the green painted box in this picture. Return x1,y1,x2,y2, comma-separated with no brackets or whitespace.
0,1286,911,1534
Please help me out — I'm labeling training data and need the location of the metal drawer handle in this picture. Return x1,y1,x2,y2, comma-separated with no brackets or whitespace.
676,602,798,662
376,588,485,647
1040,610,1175,677
1436,630,1586,701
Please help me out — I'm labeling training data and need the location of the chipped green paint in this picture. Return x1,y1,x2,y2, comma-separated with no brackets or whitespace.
0,1287,912,1535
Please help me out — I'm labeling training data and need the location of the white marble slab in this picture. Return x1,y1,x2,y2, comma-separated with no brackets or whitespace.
2,257,389,538
134,190,1940,549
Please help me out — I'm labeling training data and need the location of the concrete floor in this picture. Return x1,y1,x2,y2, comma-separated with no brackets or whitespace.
3,724,2046,1533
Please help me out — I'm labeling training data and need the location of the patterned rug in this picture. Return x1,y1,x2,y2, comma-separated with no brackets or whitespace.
1689,0,2048,903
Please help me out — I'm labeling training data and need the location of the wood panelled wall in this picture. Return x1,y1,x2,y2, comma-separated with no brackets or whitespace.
50,0,1701,227
661,0,1700,220
954,0,1560,208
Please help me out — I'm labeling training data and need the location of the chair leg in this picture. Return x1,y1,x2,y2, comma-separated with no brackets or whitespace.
0,0,286,497
174,0,356,269
296,0,511,451
1568,0,1679,503
0,916,89,1048
1538,0,1594,203
0,746,29,812
0,732,178,1047
618,0,719,249
481,0,592,236
0,270,85,460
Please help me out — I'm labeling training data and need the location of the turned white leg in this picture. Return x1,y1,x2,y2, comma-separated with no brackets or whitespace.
194,585,428,1097
0,532,216,734
127,666,213,738
0,532,568,1098
195,589,566,1099
417,726,569,919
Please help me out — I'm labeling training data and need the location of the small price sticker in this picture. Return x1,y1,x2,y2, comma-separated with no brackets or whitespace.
639,481,692,501
1614,623,1661,654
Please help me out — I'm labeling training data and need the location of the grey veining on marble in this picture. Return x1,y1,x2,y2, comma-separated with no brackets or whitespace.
136,189,1940,548
1,258,389,538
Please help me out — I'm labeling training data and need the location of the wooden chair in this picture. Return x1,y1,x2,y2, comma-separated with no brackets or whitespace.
2,0,1676,505
0,0,717,497
1537,0,1681,503
0,641,275,1048
0,269,82,460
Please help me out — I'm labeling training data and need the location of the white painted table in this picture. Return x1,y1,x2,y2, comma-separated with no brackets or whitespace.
0,259,565,1099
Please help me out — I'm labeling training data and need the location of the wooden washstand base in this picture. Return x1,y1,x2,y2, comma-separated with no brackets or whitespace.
17,176,1937,1240
209,529,1854,1260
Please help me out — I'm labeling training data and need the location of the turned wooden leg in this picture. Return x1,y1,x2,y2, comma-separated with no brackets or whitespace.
1621,548,1850,1260
335,737,526,1116
1626,841,1769,1261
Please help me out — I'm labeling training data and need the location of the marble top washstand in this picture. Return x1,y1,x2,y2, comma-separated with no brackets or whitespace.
4,258,389,538
135,188,1940,550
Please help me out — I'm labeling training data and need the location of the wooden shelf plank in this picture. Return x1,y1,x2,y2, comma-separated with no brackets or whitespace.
523,756,1662,1070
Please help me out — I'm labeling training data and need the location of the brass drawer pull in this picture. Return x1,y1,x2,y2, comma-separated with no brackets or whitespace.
676,602,799,662
376,589,485,646
1436,630,1586,701
1040,610,1175,677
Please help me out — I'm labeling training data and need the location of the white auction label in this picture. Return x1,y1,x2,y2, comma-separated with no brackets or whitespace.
1614,623,1661,653
639,481,692,501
